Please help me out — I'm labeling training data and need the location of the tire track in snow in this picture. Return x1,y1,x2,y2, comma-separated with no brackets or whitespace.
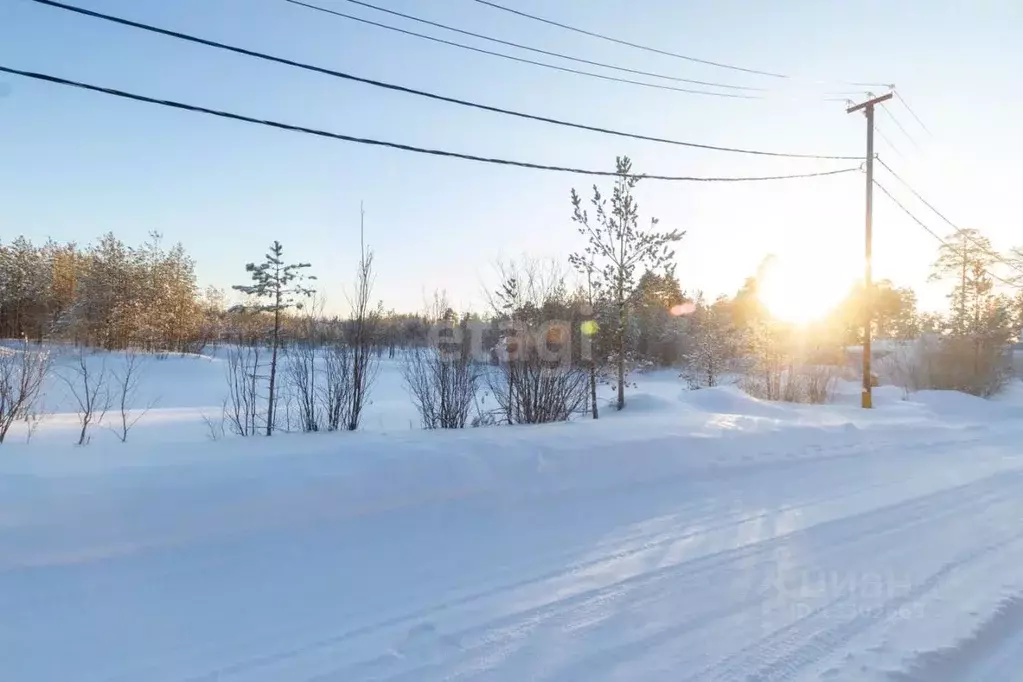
697,516,1023,681
169,464,928,682
429,473,1022,682
293,469,1021,682
20,431,1009,682
87,443,914,682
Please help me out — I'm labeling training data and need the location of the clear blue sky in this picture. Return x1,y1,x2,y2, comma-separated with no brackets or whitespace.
2,0,1021,313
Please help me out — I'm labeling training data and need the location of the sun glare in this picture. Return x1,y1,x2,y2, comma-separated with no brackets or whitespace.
756,256,852,324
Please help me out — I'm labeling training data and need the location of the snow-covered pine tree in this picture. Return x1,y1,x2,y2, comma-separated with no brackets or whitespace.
683,295,739,389
0,237,49,340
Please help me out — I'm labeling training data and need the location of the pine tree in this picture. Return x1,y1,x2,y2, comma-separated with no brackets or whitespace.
832,280,919,344
570,156,684,410
232,241,316,436
631,268,687,366
929,229,1013,390
0,237,48,340
929,228,998,336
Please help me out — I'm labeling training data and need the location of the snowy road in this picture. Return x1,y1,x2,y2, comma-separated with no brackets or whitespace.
3,409,1023,681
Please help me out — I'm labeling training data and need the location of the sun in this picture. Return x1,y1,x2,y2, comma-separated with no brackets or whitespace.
756,255,852,324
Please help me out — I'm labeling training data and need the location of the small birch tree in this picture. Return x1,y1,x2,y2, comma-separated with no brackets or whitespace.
59,348,112,446
570,156,684,410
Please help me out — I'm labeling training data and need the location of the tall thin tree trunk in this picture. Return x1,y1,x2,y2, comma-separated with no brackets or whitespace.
267,295,280,436
616,192,626,411
507,362,515,424
349,340,362,431
589,365,598,419
960,244,967,334
616,294,625,411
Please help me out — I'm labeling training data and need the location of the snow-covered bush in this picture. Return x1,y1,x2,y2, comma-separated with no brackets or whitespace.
882,334,1011,398
681,297,742,389
739,363,839,405
738,320,839,404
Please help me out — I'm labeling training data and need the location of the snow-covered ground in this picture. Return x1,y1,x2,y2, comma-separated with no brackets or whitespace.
3,350,1023,680
1,346,427,446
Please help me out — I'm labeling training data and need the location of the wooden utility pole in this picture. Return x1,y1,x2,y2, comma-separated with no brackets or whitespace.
847,92,892,409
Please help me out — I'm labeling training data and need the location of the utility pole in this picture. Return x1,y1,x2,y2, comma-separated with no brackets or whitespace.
847,91,892,409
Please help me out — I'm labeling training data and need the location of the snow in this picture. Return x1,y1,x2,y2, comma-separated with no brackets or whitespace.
3,350,1023,680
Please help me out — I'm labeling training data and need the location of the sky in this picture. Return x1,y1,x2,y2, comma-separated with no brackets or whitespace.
2,0,1022,315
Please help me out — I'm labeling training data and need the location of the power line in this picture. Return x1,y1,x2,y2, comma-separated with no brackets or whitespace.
327,0,761,92
280,0,757,99
880,103,922,152
873,180,950,246
876,156,1023,280
894,91,930,136
474,0,891,88
26,0,858,160
875,157,959,233
874,125,905,160
0,65,863,183
473,0,786,78
873,179,1021,288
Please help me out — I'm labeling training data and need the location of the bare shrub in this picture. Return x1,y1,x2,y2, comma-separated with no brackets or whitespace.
282,296,332,434
0,341,51,444
799,363,840,404
881,340,929,399
272,378,296,434
109,348,157,443
403,338,483,429
885,335,1011,398
490,360,588,424
740,363,838,405
940,338,1010,397
321,342,354,432
202,404,226,441
489,322,588,424
59,348,112,446
344,247,379,431
224,344,263,436
484,258,589,424
286,343,320,432
739,323,839,405
740,322,788,401
23,407,49,444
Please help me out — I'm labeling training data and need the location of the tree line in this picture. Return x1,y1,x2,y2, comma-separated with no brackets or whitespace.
0,232,213,351
4,156,1023,446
